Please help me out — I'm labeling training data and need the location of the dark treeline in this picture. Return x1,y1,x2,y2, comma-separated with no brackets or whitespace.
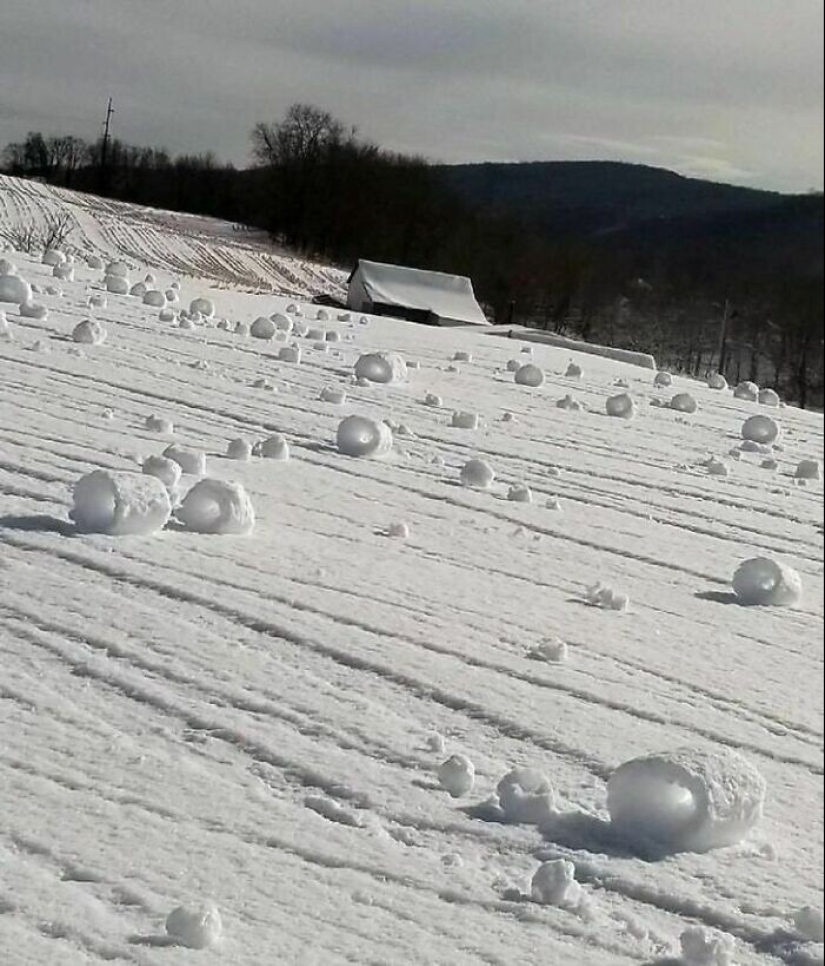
2,106,822,406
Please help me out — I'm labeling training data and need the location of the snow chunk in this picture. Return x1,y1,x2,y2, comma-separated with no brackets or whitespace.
163,444,206,477
251,316,277,339
105,274,130,294
424,393,443,407
705,457,730,477
451,411,480,430
226,438,253,461
734,381,759,402
355,351,408,384
529,639,569,663
105,260,129,278
515,364,545,387
557,394,583,411
88,294,106,309
732,557,802,607
320,386,347,404
145,415,173,434
585,583,629,611
337,416,393,458
793,907,824,943
19,300,48,320
426,733,447,754
271,313,293,332
531,860,582,908
129,282,147,298
165,289,179,303
453,350,472,362
565,362,583,378
165,904,223,949
438,755,475,798
759,388,780,407
190,298,215,318
256,434,290,461
278,345,302,364
143,289,166,307
654,371,673,387
460,459,495,489
508,483,533,504
680,927,736,965
608,748,766,853
742,415,780,445
497,767,556,824
796,459,822,481
71,470,171,535
52,262,74,281
387,521,410,539
606,392,636,419
87,254,104,270
0,273,32,304
671,393,698,414
72,319,107,345
41,249,65,267
177,479,255,535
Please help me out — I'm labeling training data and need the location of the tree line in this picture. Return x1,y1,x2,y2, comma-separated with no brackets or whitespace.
2,106,822,407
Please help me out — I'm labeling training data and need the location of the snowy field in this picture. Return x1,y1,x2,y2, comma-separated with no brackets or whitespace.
0,177,823,966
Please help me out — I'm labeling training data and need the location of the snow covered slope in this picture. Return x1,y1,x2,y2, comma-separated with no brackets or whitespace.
1,181,823,966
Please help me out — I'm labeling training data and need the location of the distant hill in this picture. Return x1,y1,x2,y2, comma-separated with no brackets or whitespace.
436,160,823,276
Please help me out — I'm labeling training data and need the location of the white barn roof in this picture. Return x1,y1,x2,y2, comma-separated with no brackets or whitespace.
347,260,489,327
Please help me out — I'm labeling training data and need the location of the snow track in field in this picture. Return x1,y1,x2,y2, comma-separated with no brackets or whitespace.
1,177,823,965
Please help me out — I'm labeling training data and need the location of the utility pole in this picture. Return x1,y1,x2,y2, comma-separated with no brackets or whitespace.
716,298,731,375
100,97,114,192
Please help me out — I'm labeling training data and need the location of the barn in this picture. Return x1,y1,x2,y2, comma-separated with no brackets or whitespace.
347,260,489,327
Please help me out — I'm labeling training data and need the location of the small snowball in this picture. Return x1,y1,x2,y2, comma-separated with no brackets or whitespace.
453,350,472,362
529,639,569,663
142,455,182,490
278,345,302,364
336,416,393,458
515,363,545,387
451,411,480,430
41,249,65,267
460,459,495,489
271,313,293,332
165,289,179,303
158,307,175,322
438,755,475,798
680,927,736,966
143,290,166,307
177,479,255,535
145,415,174,434
761,458,779,471
387,522,410,539
734,381,759,402
250,316,277,339
89,294,107,308
45,284,61,296
87,255,104,270
606,393,636,419
793,906,824,943
556,394,583,411
565,362,583,379
732,557,802,607
190,297,215,318
0,258,17,274
654,371,673,387
608,748,766,853
423,393,443,408
52,262,74,281
0,273,33,304
129,282,147,298
521,345,533,355
285,303,299,314
742,415,780,445
497,767,556,824
325,330,341,343
226,437,253,461
72,319,107,345
615,378,631,389
234,321,249,337
795,459,821,481
312,341,328,353
506,359,522,372
71,470,171,536
758,388,780,407
105,260,130,278
426,733,447,754
252,378,276,392
507,483,533,504
316,308,330,321
585,583,630,611
671,393,698,414
165,904,223,950
501,411,516,423
546,498,562,511
531,860,582,908
257,434,290,461
163,444,206,476
105,274,130,294
320,386,347,404
354,351,408,384
19,300,48,320
707,373,728,391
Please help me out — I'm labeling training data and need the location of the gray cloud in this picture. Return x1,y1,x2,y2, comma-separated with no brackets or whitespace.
0,0,821,191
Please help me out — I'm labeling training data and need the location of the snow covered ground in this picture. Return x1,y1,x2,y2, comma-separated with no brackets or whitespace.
0,177,823,966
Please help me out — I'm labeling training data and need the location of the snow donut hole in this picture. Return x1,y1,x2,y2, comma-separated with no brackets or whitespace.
176,479,255,535
165,904,223,950
515,364,545,387
354,351,408,384
606,393,636,419
742,415,780,445
732,557,802,607
336,416,393,459
438,755,475,798
607,748,766,854
71,470,171,536
460,459,495,489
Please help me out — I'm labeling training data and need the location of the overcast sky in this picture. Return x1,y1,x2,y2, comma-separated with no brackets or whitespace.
2,0,822,192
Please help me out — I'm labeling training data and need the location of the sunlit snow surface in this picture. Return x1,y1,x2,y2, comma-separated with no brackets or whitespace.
0,175,823,965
